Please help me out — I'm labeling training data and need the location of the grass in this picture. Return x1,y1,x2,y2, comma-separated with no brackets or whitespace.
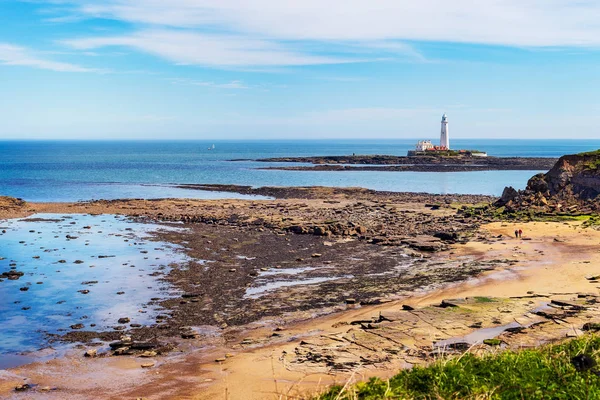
473,296,495,303
578,149,600,157
316,335,600,400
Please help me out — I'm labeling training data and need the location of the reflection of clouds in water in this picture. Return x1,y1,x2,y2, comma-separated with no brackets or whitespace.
0,213,189,354
245,275,353,298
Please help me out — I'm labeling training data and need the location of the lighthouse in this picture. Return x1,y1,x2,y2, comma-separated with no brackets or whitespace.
440,113,449,149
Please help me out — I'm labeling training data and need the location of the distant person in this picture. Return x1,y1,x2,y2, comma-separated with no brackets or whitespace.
518,229,523,238
514,230,519,239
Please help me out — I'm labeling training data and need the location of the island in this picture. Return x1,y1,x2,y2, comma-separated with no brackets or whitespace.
248,154,558,172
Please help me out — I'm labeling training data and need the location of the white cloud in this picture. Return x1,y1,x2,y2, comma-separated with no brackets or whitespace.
56,0,600,47
62,30,360,67
0,43,103,72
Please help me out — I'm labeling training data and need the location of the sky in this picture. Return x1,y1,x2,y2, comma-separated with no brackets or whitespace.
1,1,600,140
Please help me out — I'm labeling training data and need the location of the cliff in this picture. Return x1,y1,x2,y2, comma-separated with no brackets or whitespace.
496,150,600,214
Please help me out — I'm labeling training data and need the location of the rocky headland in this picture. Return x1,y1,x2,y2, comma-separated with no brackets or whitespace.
494,150,600,216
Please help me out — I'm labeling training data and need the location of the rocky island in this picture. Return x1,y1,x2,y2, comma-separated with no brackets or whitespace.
245,154,558,172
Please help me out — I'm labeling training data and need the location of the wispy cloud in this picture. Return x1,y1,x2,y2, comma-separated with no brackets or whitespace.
51,0,600,47
0,43,104,72
171,78,249,89
62,30,362,68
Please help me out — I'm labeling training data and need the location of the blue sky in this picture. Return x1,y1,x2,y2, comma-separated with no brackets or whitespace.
1,1,600,140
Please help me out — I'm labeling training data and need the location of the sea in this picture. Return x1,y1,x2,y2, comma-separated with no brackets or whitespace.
1,139,599,201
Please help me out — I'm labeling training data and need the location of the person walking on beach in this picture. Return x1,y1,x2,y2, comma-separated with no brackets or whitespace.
514,229,519,239
518,229,523,238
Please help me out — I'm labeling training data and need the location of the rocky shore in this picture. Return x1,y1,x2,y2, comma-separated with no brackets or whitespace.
0,186,499,346
240,155,557,172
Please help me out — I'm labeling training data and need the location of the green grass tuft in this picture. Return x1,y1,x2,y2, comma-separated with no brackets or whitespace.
473,296,495,303
317,335,600,399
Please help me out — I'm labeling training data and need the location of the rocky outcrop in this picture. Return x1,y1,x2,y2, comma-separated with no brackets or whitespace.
495,151,600,214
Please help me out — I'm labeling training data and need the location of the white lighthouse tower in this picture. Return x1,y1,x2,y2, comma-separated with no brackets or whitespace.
440,113,449,149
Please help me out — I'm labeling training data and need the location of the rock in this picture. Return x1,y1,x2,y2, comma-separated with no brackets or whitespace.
139,351,157,357
311,253,322,258
215,357,227,362
84,349,98,357
14,384,32,392
401,305,415,311
113,347,131,356
1,270,24,280
19,286,29,291
141,362,155,368
550,299,585,310
433,231,459,242
71,323,84,330
314,226,328,236
582,322,600,332
78,289,90,294
440,298,466,308
402,236,446,252
345,298,356,305
118,317,130,324
495,186,519,206
289,225,305,234
73,260,84,264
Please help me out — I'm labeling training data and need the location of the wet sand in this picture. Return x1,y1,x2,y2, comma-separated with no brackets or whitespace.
1,191,600,399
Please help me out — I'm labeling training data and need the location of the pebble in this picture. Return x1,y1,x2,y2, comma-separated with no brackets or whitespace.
141,362,155,368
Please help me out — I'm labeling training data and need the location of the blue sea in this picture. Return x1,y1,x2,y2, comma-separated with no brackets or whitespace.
1,139,599,201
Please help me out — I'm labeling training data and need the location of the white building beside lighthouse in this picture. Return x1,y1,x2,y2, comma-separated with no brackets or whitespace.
408,113,486,156
440,113,449,149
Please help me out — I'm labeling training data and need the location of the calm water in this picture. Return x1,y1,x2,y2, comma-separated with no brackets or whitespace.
1,139,599,200
0,214,186,366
